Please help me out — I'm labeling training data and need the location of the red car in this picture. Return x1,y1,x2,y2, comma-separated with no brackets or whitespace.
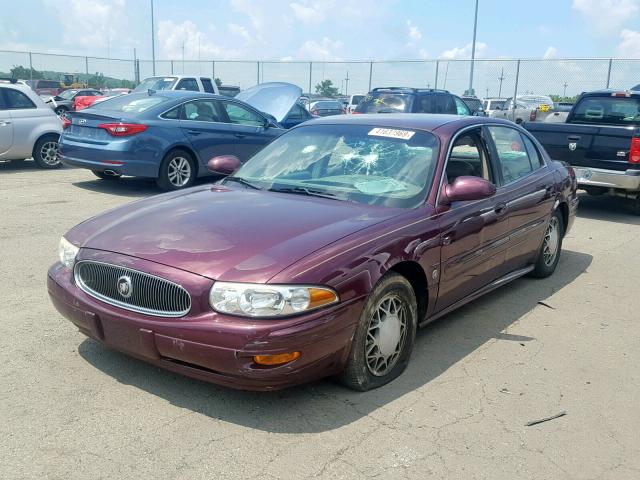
48,115,578,391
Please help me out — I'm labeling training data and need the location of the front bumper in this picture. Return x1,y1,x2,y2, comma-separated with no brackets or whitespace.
574,167,640,191
48,260,362,391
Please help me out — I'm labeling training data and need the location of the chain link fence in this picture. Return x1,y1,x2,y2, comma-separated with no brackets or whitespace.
1,50,639,99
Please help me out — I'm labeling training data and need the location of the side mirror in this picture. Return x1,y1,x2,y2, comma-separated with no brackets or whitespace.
207,155,241,176
441,176,496,204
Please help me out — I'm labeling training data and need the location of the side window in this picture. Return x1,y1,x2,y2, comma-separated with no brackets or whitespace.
3,89,36,109
445,127,493,184
454,96,471,115
287,104,304,121
0,89,6,109
181,100,223,122
161,105,182,119
522,135,544,167
222,101,265,127
175,78,199,91
200,78,215,93
487,126,535,184
434,95,457,114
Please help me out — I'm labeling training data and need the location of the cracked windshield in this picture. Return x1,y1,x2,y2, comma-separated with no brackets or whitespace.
232,124,439,207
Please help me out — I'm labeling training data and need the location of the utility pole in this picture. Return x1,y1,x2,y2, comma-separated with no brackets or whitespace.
563,82,568,98
150,0,156,75
344,71,349,96
498,67,505,98
181,41,185,74
467,0,479,96
486,86,489,98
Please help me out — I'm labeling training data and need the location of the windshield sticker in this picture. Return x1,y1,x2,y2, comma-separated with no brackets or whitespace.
368,128,415,140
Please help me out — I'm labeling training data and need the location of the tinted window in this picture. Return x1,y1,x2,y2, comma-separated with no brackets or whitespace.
488,126,535,184
413,94,457,114
356,93,410,113
351,95,365,105
571,96,640,125
175,78,199,91
201,78,215,93
0,90,6,109
91,93,172,113
2,89,36,109
311,101,342,110
287,104,307,121
222,101,264,126
182,100,224,122
522,135,544,167
161,105,182,119
454,96,471,115
232,124,439,209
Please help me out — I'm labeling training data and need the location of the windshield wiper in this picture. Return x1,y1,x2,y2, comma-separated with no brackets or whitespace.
269,186,342,201
223,176,261,190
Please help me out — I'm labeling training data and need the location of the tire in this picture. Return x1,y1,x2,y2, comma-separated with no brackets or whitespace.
531,209,564,278
92,170,121,180
631,196,640,216
156,150,196,191
33,134,61,169
515,118,523,125
54,106,68,116
339,272,418,391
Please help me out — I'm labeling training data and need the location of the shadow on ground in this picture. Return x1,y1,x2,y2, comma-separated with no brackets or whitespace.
576,192,640,225
72,176,219,198
78,249,592,433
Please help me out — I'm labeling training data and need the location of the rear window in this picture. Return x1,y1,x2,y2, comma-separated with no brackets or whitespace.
463,97,482,111
356,93,410,113
90,93,171,113
571,96,640,125
133,77,177,93
312,101,342,109
351,95,365,105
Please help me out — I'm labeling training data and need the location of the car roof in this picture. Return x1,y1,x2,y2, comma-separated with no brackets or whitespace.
129,90,223,100
305,113,516,132
581,89,640,98
368,87,451,95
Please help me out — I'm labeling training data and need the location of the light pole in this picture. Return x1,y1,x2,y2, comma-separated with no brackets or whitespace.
344,71,349,96
467,0,479,96
498,67,505,98
150,0,156,75
563,82,568,98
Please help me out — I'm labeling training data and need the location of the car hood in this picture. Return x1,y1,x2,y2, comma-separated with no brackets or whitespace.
235,82,302,122
67,185,402,283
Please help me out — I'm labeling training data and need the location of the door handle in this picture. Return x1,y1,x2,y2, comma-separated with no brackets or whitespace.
234,133,247,139
186,130,202,136
494,203,507,216
442,235,452,246
0,121,11,127
567,135,581,141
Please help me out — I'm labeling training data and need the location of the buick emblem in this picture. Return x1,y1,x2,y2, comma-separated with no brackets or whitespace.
117,275,133,299
78,119,87,125
568,142,577,151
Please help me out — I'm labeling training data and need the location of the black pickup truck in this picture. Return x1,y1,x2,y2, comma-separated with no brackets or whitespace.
525,90,640,213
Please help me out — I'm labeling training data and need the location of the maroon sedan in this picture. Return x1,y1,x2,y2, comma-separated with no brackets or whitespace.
48,115,578,391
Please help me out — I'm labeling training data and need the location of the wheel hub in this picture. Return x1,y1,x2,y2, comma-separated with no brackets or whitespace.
377,313,401,358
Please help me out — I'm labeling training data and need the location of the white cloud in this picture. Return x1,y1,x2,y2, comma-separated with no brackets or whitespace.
157,20,244,60
441,42,487,60
298,37,343,60
280,56,294,62
289,1,332,23
228,23,252,42
419,49,429,59
618,29,640,56
543,46,558,59
572,0,640,33
407,20,422,43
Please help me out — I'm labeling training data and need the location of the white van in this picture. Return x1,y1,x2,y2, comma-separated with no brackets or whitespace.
347,94,366,113
132,76,220,94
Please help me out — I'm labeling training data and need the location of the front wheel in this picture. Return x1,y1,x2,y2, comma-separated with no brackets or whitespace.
531,210,564,278
156,150,196,191
339,273,417,391
54,106,67,116
33,134,61,169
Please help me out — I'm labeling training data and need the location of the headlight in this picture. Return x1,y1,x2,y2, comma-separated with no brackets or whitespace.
209,282,339,318
58,236,79,269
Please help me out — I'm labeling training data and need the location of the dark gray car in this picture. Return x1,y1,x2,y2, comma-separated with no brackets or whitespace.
44,89,103,115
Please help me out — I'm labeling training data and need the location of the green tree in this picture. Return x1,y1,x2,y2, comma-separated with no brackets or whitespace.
315,79,339,97
10,65,43,80
87,73,105,88
214,77,223,87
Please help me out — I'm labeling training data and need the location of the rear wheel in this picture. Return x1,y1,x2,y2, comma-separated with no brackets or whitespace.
531,210,564,278
340,273,417,391
156,150,196,191
92,170,121,180
33,134,61,169
54,106,68,116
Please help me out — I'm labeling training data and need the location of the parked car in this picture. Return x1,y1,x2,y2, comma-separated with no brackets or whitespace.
25,79,64,96
43,88,103,115
525,89,640,213
48,115,577,391
354,87,472,115
461,95,487,116
234,82,313,129
73,89,130,111
347,94,366,113
132,76,220,94
0,80,63,168
218,85,241,97
309,100,344,116
483,98,507,116
59,83,302,190
490,95,555,124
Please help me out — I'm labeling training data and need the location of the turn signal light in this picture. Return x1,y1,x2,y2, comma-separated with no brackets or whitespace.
630,137,640,164
253,352,301,366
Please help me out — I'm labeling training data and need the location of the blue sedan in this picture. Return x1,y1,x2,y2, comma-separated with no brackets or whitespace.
59,83,303,190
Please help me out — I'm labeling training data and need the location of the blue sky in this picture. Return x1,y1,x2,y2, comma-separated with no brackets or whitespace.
1,0,640,61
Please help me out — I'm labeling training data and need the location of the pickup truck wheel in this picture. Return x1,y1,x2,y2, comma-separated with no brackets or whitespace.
531,210,564,278
339,273,417,391
33,134,61,169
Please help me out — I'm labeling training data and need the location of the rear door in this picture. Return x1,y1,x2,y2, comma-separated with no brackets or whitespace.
178,99,238,171
219,99,282,161
485,125,555,271
0,88,14,155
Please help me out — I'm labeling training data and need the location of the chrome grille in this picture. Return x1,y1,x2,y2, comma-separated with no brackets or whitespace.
74,261,191,317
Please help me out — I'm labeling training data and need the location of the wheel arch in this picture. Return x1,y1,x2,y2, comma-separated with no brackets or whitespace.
387,260,429,323
160,144,201,175
558,201,569,237
31,131,61,158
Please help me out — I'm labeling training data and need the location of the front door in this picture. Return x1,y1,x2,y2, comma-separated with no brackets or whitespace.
0,89,13,156
436,126,509,312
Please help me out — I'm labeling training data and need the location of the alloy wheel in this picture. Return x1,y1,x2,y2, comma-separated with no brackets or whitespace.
365,293,408,376
542,216,560,266
167,156,191,187
40,141,60,166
